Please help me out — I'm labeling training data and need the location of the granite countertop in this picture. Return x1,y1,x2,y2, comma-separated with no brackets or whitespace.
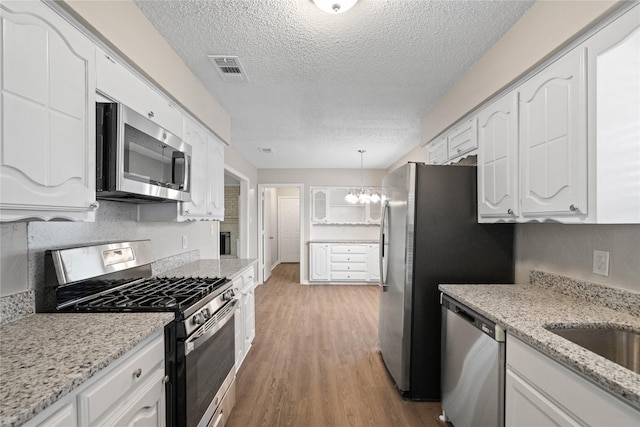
0,312,173,427
439,279,640,410
160,258,257,280
307,240,379,244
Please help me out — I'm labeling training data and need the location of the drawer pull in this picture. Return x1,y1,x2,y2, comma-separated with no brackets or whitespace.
133,368,142,379
148,111,155,119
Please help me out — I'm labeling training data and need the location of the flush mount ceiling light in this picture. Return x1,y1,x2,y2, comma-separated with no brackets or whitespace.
346,150,380,204
312,0,358,14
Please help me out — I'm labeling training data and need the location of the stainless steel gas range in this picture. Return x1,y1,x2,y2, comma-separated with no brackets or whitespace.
37,240,236,427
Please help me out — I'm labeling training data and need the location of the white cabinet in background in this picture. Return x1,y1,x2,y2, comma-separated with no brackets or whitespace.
0,1,97,222
519,47,587,220
477,93,519,220
95,49,182,139
309,242,379,283
310,187,381,225
505,334,639,426
24,333,165,427
206,133,225,220
233,265,257,372
447,118,478,160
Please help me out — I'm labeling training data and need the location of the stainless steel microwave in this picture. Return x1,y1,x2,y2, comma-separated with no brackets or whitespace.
96,102,191,203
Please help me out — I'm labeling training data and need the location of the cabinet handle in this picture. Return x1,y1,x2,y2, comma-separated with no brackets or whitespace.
208,211,213,215
133,368,142,378
507,209,513,215
185,210,190,215
569,204,580,212
148,111,155,119
89,202,100,210
163,375,170,384
457,148,462,153
104,54,116,64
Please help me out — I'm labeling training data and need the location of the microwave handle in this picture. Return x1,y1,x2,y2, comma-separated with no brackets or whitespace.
172,152,190,191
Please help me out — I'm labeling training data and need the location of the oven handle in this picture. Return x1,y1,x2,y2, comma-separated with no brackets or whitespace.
184,300,236,356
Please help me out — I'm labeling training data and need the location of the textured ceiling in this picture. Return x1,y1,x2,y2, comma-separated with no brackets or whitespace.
134,0,534,169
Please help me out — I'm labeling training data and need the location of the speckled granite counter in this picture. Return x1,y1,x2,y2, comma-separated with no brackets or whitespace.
160,258,257,280
439,274,640,410
0,312,173,427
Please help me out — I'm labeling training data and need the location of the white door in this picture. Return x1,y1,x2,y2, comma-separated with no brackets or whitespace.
278,197,300,263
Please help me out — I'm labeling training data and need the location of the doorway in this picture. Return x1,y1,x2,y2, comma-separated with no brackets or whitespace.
258,184,304,284
223,167,250,259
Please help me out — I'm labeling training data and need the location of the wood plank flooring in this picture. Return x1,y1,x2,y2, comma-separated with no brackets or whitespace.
226,263,445,427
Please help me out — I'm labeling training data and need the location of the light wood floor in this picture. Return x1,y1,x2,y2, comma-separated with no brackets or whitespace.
226,263,445,427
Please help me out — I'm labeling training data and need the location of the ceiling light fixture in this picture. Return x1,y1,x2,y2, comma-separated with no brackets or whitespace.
312,0,358,14
346,150,380,205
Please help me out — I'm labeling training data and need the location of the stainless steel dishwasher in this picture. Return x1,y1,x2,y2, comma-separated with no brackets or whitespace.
440,293,506,427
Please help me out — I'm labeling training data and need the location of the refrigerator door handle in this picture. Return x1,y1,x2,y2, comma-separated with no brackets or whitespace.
379,200,389,291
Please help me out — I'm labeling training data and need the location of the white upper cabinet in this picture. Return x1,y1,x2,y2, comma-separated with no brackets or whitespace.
477,93,519,220
0,1,97,222
206,134,225,220
519,48,587,219
447,118,478,160
586,7,640,223
311,187,381,225
426,136,448,165
95,48,182,139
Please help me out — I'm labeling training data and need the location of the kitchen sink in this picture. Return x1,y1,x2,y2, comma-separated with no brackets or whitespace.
546,326,640,374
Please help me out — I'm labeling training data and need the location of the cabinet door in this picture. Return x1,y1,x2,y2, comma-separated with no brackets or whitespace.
244,287,255,348
0,1,96,221
447,118,478,160
519,48,587,218
98,369,166,427
309,244,330,281
95,49,182,139
366,244,380,282
426,136,448,165
234,285,244,372
505,369,580,427
206,135,225,220
587,7,640,223
181,118,208,218
311,188,328,223
477,93,519,220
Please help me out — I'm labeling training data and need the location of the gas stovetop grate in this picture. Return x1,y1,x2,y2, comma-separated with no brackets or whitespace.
63,276,229,312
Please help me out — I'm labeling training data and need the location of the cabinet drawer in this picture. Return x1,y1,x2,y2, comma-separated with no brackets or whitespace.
331,245,367,254
331,254,367,263
331,262,367,272
427,136,448,165
78,335,164,425
331,271,367,281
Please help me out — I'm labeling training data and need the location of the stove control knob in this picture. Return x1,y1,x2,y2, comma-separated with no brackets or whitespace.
192,313,205,325
202,308,211,319
223,290,235,302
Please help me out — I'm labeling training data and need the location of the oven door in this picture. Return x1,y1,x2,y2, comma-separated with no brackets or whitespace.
184,300,236,427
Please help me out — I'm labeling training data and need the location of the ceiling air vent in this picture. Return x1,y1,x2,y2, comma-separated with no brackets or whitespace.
207,55,248,82
258,148,273,154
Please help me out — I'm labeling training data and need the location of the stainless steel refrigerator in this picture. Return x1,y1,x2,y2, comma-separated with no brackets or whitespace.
378,162,514,400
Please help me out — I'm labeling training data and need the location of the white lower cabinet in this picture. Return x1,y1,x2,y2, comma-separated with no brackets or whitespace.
505,334,639,426
233,265,256,372
0,0,97,222
309,243,379,283
25,332,165,427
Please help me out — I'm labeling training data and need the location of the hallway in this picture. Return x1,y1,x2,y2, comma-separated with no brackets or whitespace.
227,263,444,427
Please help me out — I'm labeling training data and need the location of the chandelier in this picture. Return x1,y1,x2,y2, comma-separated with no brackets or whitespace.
345,150,381,204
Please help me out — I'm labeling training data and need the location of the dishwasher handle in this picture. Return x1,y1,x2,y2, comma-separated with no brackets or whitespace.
441,293,505,342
